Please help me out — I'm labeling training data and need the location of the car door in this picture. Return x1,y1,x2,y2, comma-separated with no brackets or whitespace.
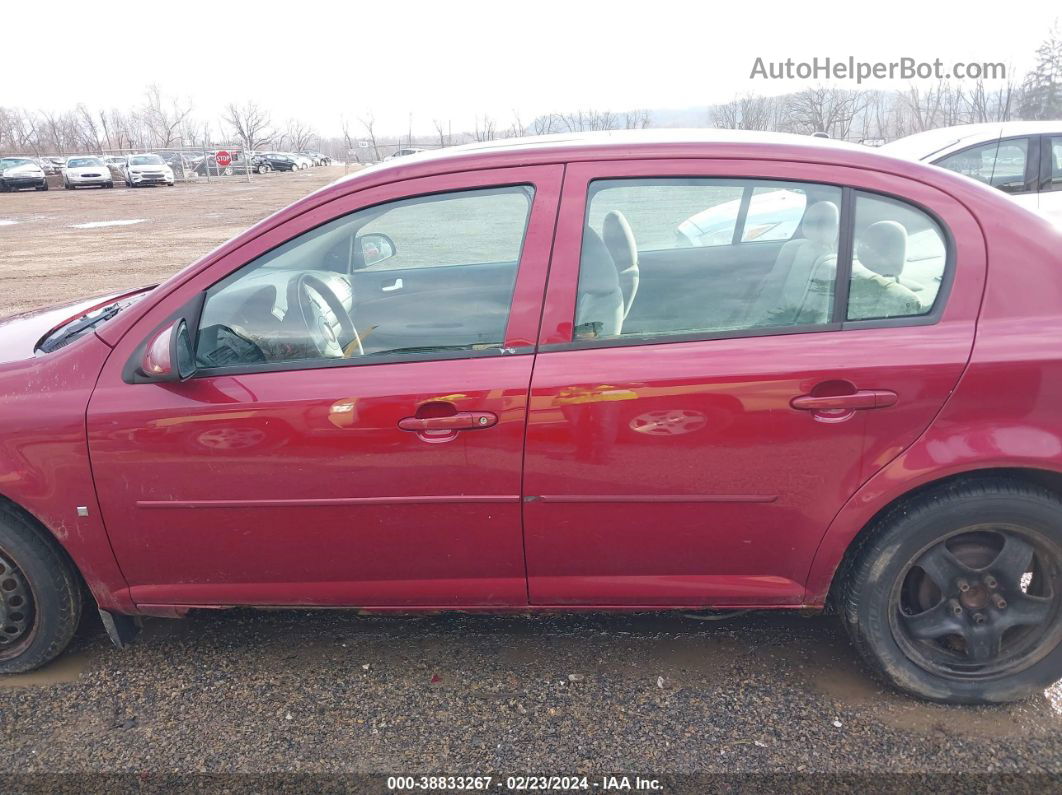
522,159,986,606
1039,134,1062,226
87,165,562,609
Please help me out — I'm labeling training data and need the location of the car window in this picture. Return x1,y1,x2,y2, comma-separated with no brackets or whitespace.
575,178,840,341
846,192,947,322
936,138,1029,193
195,185,534,371
358,187,531,270
1047,137,1062,192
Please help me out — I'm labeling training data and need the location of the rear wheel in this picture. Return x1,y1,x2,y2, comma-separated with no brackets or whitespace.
0,506,82,674
842,480,1062,703
37,181,48,191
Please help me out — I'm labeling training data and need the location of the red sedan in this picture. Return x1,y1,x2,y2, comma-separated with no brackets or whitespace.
1,132,1060,704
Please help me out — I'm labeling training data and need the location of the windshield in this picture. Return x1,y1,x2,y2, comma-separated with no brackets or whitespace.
130,154,164,166
0,158,34,169
67,157,103,168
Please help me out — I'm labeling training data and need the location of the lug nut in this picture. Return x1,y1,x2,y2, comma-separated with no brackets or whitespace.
948,599,963,617
973,613,987,625
984,574,998,589
957,579,971,593
992,594,1008,610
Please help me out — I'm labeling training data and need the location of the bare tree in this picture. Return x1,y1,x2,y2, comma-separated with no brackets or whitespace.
531,113,561,135
712,94,777,130
359,112,380,161
142,84,193,148
222,101,274,151
432,118,450,148
780,87,869,138
622,109,652,129
285,119,316,152
473,115,496,141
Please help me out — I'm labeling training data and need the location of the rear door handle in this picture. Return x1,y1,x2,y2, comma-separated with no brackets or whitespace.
790,389,898,411
398,411,498,432
382,277,403,292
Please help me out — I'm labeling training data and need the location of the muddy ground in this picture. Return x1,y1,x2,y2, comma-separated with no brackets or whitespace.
0,168,1060,788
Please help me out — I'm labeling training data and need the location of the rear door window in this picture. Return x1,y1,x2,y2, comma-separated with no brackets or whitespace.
935,138,1031,194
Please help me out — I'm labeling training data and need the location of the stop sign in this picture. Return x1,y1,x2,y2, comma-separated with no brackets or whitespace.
215,150,232,167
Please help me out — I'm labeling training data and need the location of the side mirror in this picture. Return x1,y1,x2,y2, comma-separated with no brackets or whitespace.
356,233,396,268
136,319,196,382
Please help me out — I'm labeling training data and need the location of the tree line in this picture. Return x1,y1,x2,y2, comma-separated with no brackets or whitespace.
3,27,1059,159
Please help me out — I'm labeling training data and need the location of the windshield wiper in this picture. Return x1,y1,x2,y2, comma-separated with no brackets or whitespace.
37,303,122,353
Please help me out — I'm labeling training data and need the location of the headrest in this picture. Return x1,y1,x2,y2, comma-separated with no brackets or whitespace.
857,220,908,278
602,210,638,270
579,227,620,294
801,201,839,247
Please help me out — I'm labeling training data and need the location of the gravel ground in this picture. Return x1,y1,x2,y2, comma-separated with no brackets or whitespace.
0,166,351,317
1,165,1060,792
1,609,1059,789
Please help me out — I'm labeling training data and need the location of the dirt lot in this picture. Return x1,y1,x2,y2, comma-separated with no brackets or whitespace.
0,171,1060,788
0,166,350,317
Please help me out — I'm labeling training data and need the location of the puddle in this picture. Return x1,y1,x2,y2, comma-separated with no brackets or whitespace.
69,219,146,229
0,649,90,688
782,631,1060,739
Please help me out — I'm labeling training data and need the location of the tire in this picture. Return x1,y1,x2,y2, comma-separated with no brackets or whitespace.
842,478,1062,704
64,180,73,190
0,504,82,674
37,181,48,191
105,181,114,189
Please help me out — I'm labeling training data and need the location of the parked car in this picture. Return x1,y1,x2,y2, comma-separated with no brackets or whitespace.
299,151,331,166
63,156,114,189
384,147,425,160
122,153,175,187
286,152,313,170
255,152,298,173
882,121,1062,226
37,157,65,176
2,131,1062,705
0,156,48,191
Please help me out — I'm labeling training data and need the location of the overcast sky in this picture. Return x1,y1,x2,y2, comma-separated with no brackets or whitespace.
9,0,1060,137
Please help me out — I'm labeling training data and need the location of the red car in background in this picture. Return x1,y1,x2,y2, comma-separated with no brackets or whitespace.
1,131,1060,704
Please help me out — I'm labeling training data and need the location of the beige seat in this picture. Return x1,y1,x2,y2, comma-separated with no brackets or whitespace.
748,200,839,327
602,210,639,319
574,227,624,339
849,221,924,319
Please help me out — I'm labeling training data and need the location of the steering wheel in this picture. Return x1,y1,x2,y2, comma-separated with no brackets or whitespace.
289,274,363,359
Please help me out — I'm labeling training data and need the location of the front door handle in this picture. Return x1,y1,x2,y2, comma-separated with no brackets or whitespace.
382,277,403,292
790,389,898,411
398,411,498,432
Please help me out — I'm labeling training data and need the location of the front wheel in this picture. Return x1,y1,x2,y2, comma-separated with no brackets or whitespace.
842,479,1062,703
0,505,82,674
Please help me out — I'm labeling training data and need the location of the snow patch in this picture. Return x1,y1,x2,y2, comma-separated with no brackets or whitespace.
0,219,17,226
70,219,146,229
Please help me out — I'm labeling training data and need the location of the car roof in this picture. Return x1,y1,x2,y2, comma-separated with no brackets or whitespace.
881,121,1061,161
332,128,933,188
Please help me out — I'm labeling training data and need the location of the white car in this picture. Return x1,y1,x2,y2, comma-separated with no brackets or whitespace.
0,157,48,192
63,156,114,189
286,153,313,170
384,147,426,161
122,153,175,187
881,121,1062,226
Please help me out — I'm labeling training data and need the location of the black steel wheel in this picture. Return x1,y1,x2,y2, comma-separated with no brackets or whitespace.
842,479,1062,703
